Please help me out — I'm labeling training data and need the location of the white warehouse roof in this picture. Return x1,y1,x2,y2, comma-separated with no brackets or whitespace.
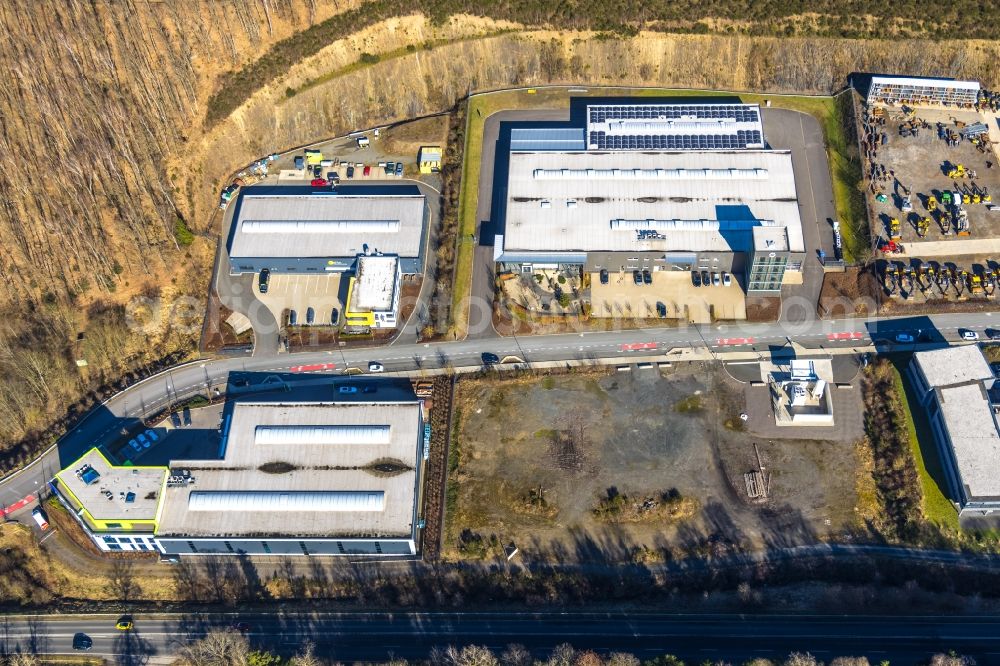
502,150,804,254
156,400,422,539
229,189,425,260
935,382,1000,503
913,345,993,388
913,346,1000,505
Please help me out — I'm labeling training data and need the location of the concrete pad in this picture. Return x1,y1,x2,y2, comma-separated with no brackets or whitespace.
590,270,745,323
898,237,1000,257
255,273,344,326
225,311,252,335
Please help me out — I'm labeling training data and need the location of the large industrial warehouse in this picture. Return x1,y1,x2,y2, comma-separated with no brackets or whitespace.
53,389,426,556
909,345,1000,517
494,99,806,296
226,184,428,275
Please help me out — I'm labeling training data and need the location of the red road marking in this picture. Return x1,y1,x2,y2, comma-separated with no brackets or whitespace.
289,363,337,373
826,332,863,341
619,342,659,352
3,494,36,516
716,337,755,346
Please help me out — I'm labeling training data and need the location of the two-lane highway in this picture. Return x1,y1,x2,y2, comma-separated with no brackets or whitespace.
6,611,1000,664
2,310,997,514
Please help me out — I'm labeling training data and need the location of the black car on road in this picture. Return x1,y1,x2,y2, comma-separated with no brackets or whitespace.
599,269,609,285
258,268,270,294
692,271,702,287
73,633,93,651
482,352,500,366
633,270,643,285
701,270,710,286
642,269,652,284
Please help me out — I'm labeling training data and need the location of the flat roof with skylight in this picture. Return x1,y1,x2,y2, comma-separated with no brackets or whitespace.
228,185,425,261
55,449,166,527
156,400,422,539
936,382,1000,504
499,150,804,256
913,345,994,388
352,255,399,311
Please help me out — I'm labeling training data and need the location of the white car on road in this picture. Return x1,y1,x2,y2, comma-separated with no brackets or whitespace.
368,362,385,373
961,330,979,341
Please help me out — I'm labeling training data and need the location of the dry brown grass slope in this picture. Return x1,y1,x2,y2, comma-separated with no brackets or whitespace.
0,0,362,456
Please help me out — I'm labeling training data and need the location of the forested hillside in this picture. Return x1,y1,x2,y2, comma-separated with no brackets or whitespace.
1,0,999,465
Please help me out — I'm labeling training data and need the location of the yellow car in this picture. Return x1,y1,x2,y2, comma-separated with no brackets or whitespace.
115,617,133,631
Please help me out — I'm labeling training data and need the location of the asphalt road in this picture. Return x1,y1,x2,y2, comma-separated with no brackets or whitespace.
470,108,571,339
3,304,997,517
761,107,839,323
7,611,1000,664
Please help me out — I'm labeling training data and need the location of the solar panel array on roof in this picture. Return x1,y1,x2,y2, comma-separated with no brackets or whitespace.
588,104,759,124
587,130,762,150
585,103,763,150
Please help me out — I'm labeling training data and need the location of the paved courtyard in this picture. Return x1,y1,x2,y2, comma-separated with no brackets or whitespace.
590,270,745,323
256,273,344,327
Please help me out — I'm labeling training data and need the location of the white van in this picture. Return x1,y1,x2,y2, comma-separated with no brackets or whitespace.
32,507,49,531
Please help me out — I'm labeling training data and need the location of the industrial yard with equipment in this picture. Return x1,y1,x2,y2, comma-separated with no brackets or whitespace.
863,77,1000,305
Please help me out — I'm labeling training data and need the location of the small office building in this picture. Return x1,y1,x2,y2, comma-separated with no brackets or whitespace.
226,185,427,275
52,449,166,552
909,345,1000,516
866,75,981,107
344,254,403,330
418,146,442,174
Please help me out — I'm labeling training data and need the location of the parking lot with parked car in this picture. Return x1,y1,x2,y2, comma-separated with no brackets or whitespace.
255,273,345,333
590,269,746,323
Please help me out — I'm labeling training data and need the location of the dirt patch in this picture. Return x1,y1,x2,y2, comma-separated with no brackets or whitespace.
380,116,449,156
817,266,882,318
202,297,255,353
745,296,781,322
446,366,863,563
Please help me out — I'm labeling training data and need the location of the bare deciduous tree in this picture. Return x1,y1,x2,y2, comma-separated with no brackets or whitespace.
500,644,532,666
785,653,820,666
177,630,250,666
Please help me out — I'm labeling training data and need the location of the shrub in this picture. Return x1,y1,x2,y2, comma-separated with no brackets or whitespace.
174,216,195,246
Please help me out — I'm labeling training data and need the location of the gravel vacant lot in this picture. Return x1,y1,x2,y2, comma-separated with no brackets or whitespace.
446,365,864,563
